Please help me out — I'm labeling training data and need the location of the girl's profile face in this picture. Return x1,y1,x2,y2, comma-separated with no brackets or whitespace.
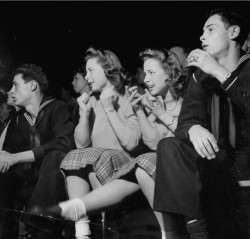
143,58,169,97
85,58,109,92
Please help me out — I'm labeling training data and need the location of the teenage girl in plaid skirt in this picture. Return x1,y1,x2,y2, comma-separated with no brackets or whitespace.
47,48,189,239
60,47,141,238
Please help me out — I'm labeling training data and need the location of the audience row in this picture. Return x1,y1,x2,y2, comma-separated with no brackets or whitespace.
0,8,249,239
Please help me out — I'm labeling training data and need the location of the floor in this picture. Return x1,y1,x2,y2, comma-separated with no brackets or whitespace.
10,187,250,239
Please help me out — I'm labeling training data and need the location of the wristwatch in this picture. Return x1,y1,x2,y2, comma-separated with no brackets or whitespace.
104,107,115,114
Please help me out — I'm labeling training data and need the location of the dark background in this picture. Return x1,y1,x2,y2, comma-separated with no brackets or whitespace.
0,1,249,97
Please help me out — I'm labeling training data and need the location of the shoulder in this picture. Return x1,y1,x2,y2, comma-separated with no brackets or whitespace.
7,109,28,128
41,99,70,116
238,54,250,70
44,98,66,108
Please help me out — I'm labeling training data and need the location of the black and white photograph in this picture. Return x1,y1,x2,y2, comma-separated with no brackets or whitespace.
0,1,249,239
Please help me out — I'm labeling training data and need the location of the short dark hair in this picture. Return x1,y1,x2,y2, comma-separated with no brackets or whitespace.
209,8,248,46
84,47,128,94
73,66,86,78
0,92,7,105
14,63,48,93
139,48,189,98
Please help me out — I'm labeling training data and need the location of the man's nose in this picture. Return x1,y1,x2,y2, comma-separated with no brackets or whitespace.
200,32,206,42
9,87,14,94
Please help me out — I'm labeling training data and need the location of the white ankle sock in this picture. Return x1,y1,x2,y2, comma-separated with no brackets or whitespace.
161,230,179,239
59,198,86,221
161,230,167,239
75,220,91,238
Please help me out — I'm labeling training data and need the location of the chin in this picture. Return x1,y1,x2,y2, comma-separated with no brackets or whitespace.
91,87,99,92
150,90,157,96
14,99,23,107
14,102,21,107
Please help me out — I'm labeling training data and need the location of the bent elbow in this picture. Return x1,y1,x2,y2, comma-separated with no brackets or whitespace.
121,128,141,152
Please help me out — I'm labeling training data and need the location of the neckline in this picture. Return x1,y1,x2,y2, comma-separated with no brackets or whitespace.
165,99,179,111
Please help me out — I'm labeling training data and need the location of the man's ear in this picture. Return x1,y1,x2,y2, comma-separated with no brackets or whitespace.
229,25,240,40
30,81,37,92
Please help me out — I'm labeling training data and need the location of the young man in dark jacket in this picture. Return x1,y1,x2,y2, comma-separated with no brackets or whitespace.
153,8,249,239
0,64,75,239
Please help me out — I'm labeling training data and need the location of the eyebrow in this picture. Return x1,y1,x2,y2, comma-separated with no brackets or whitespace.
204,23,216,30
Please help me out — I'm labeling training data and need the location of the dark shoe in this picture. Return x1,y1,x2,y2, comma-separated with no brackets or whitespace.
31,205,63,220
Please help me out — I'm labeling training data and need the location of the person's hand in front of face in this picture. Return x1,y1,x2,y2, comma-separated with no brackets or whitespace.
142,89,164,118
100,87,117,112
188,124,219,160
185,49,222,77
127,86,144,111
77,92,91,117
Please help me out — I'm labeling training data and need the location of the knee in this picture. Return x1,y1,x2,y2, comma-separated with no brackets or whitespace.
135,167,147,182
157,137,179,156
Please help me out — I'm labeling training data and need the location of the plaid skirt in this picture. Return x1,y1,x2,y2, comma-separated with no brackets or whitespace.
60,147,136,184
135,152,156,180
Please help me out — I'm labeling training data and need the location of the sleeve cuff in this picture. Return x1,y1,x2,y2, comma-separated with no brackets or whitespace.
32,146,44,163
